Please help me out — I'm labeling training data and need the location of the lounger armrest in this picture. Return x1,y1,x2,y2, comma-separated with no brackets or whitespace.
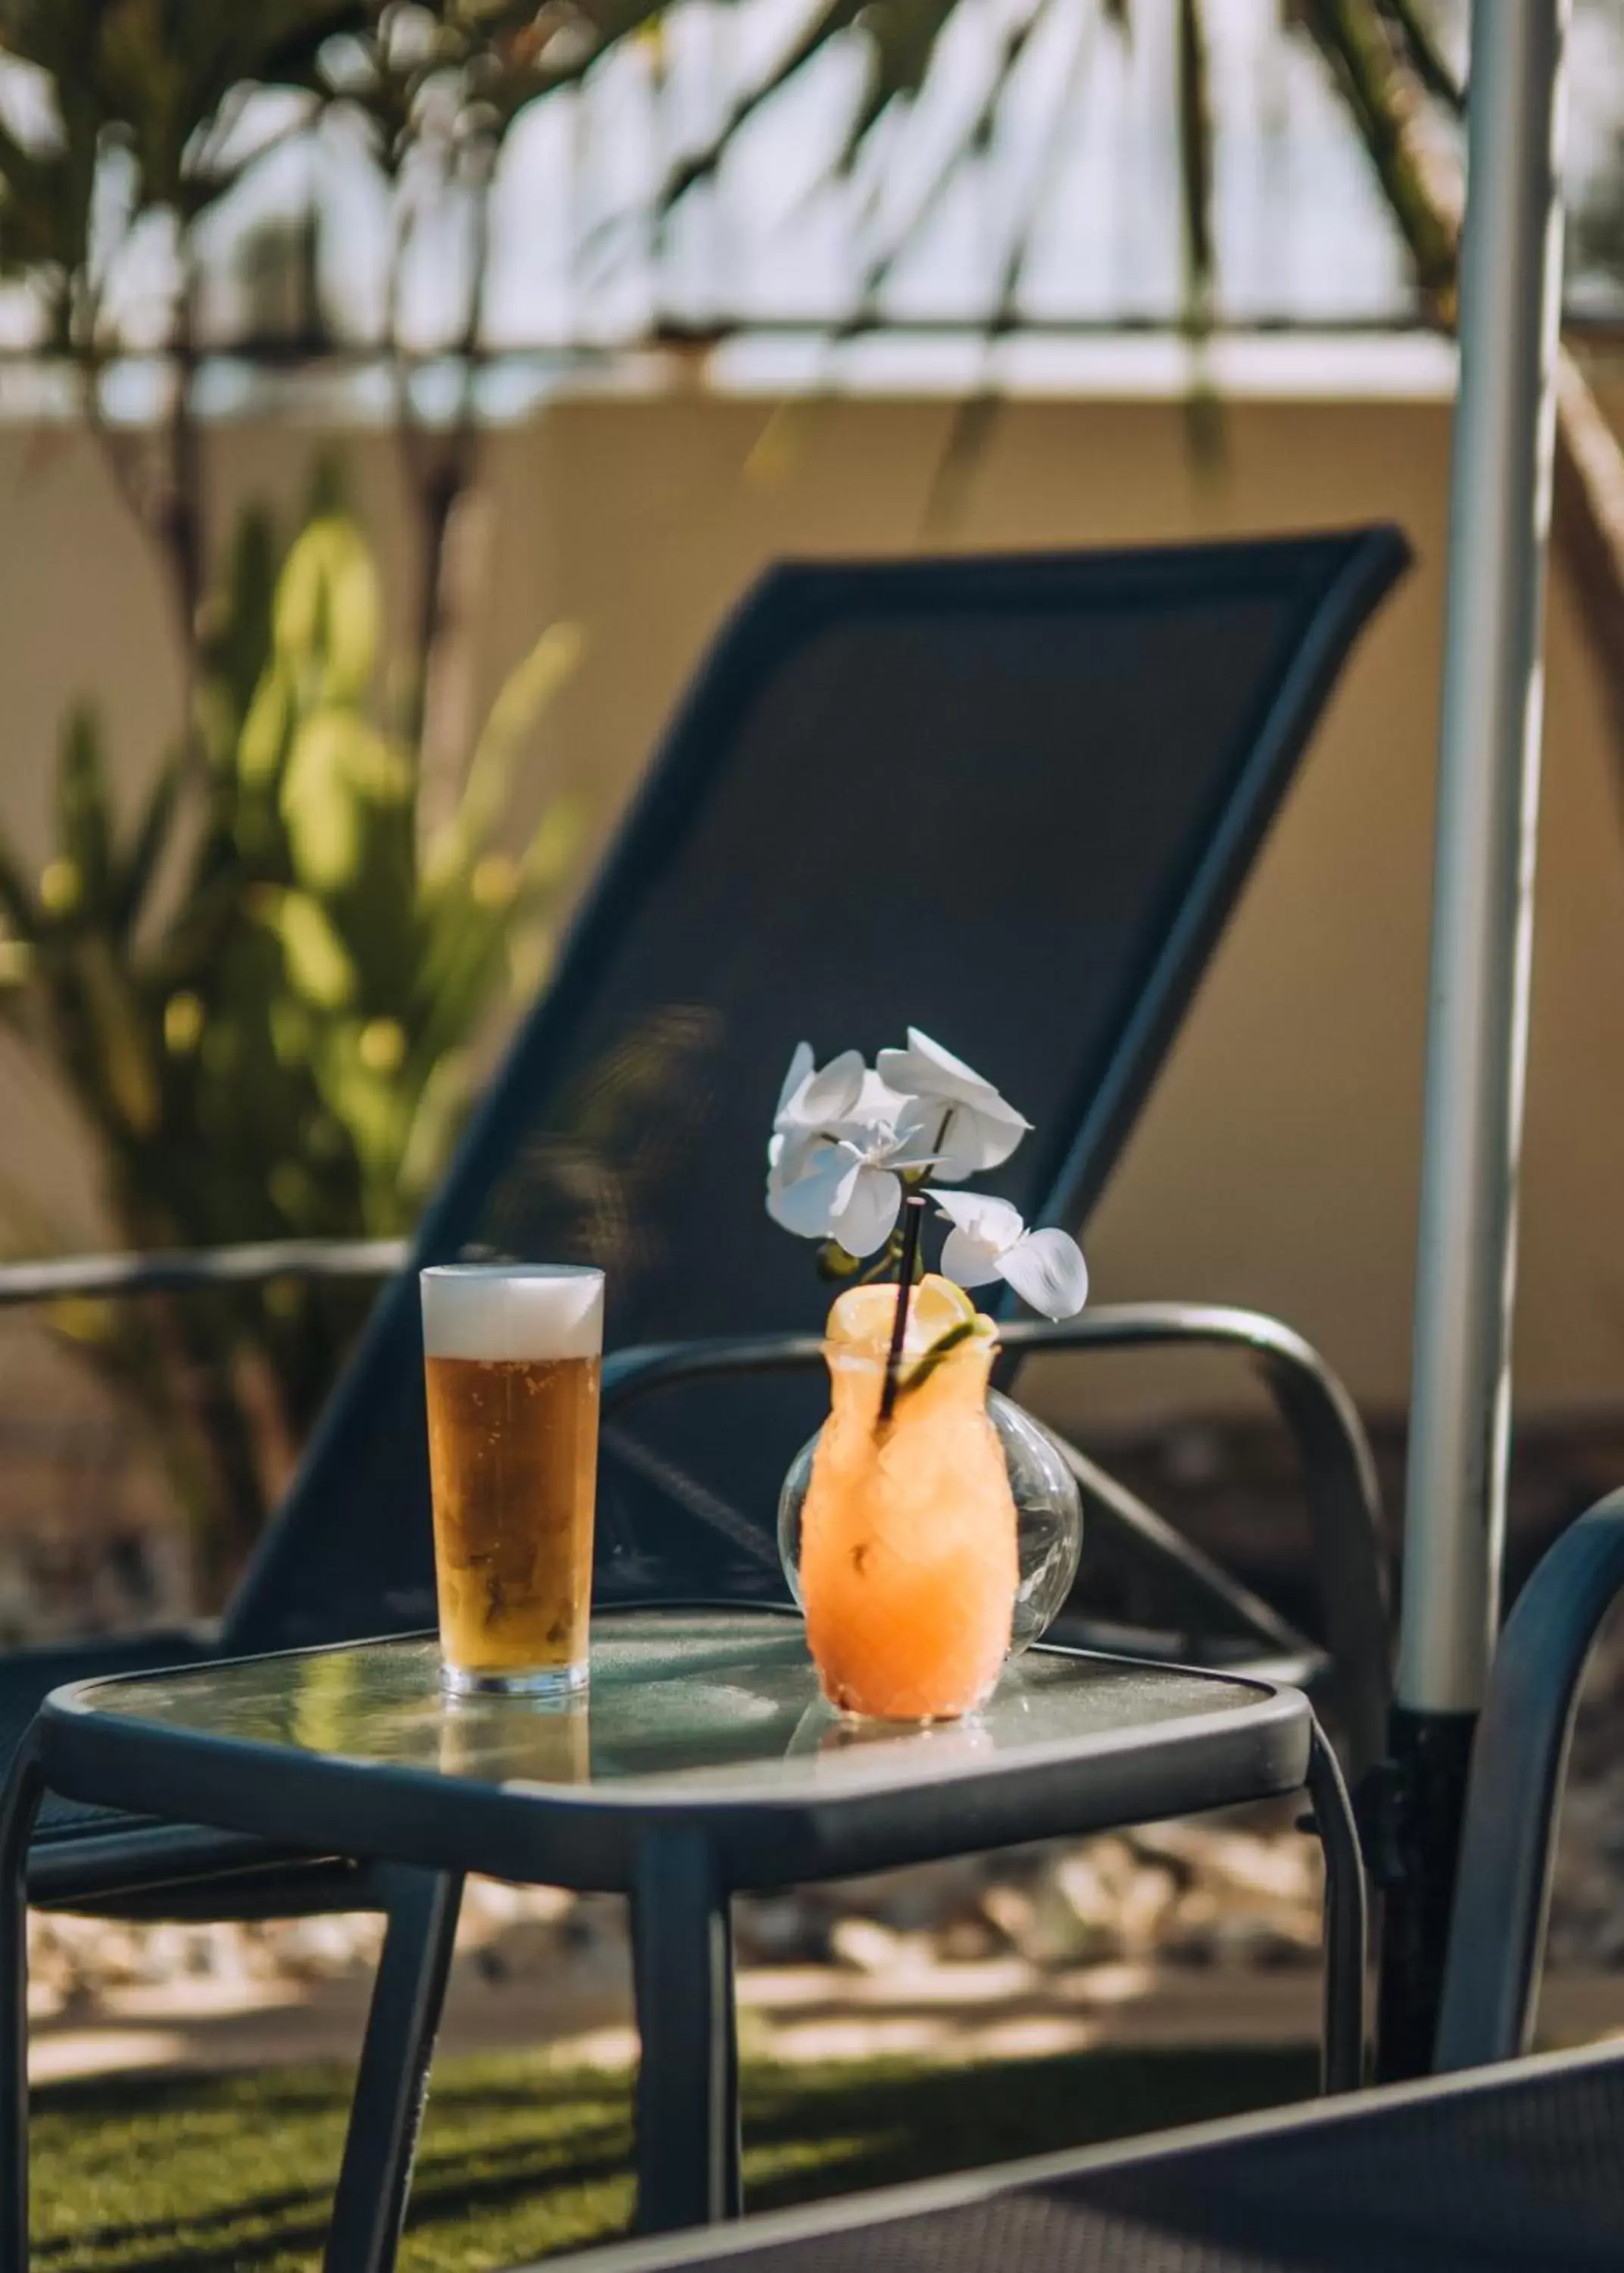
1001,1306,1391,1768
601,1333,825,1409
1435,1489,1624,2071
0,1240,407,1307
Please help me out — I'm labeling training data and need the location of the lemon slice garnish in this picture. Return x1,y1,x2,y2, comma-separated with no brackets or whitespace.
827,1272,979,1352
908,1273,979,1342
826,1283,905,1348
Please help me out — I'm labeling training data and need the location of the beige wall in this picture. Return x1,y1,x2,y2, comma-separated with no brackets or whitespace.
4,375,1624,1427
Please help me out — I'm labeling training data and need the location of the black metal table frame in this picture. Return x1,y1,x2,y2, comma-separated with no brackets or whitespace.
0,1621,1365,2273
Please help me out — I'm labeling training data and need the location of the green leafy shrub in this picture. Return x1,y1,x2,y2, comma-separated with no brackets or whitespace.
0,500,584,1596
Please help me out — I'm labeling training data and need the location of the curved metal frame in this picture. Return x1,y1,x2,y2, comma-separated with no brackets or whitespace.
1,1264,1386,1840
1309,1718,1368,2094
0,1240,405,1306
1434,1488,1624,2073
603,1301,1391,1774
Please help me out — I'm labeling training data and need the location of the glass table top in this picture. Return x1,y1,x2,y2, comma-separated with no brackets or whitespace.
58,1610,1277,1806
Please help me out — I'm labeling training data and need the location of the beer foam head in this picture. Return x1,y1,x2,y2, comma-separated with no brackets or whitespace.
420,1265,604,1362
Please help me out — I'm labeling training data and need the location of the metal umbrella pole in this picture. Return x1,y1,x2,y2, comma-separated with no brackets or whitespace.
1376,0,1569,2082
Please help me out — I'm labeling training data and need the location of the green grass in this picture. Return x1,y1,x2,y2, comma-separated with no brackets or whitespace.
31,2043,1317,2272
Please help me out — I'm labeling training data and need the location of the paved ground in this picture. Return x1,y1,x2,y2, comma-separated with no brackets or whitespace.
29,1940,1624,2087
27,1779,1624,2089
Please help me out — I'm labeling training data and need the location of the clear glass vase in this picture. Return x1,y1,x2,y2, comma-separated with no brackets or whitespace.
778,1337,1082,1721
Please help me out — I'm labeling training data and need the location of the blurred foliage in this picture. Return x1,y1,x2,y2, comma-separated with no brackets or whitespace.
0,5,604,1592
0,1,1466,360
0,496,583,1591
0,0,369,346
0,0,707,358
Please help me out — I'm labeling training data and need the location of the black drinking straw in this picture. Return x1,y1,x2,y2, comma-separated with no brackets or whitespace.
879,1193,926,1424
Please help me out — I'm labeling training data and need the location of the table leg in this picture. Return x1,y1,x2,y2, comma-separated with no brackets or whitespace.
1308,1719,1369,2093
324,1866,463,2273
0,1738,41,2273
631,1830,740,2233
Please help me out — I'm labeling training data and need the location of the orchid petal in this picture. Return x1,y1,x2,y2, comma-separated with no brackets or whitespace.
795,1049,867,1127
767,1143,860,1238
886,1096,945,1168
876,1029,1031,1179
940,1226,1002,1287
876,1027,1004,1108
849,1068,914,1126
876,1027,983,1104
769,1127,824,1190
774,1041,815,1123
932,1098,1031,1182
996,1228,1089,1320
777,1048,868,1138
973,1093,1032,1156
831,1165,902,1257
929,1115,979,1186
932,1190,1025,1248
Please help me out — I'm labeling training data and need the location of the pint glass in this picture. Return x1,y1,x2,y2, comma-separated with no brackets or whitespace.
420,1264,604,1696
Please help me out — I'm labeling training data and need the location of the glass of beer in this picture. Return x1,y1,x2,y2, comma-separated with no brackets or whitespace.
420,1264,604,1697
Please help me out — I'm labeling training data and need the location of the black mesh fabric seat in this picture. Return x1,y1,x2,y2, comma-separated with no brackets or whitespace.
558,2041,1624,2273
1,534,1408,1901
236,530,1407,1665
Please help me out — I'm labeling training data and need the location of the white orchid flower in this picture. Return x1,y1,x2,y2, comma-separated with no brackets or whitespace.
773,1043,857,1141
932,1190,1088,1320
767,1043,935,1257
875,1027,1031,1183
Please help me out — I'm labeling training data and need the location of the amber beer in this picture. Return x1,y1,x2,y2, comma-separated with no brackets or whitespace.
421,1265,604,1696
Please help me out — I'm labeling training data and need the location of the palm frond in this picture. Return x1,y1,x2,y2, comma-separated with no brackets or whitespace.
843,0,963,157
1176,0,1214,328
112,758,183,940
1299,0,1459,311
920,0,1101,532
1376,0,1464,116
854,0,1052,319
0,824,38,943
656,0,868,209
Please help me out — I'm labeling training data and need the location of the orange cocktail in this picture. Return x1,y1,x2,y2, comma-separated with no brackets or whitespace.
799,1277,1018,1719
